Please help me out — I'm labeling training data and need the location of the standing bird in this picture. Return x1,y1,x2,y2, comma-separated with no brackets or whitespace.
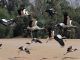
31,38,42,44
54,34,65,47
18,46,30,54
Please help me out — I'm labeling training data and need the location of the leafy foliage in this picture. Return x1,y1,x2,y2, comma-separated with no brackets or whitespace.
0,0,80,38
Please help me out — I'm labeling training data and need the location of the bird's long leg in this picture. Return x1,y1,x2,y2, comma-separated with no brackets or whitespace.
30,30,34,44
64,50,74,55
30,30,33,39
46,39,49,43
46,38,52,43
64,52,69,55
18,50,21,55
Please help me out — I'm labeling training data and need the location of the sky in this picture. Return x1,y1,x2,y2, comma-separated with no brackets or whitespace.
67,0,80,8
29,0,80,8
29,0,35,6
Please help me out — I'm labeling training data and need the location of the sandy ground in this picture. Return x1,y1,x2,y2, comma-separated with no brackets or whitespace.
0,38,80,60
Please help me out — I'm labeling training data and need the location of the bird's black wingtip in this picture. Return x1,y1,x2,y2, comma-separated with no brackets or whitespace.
54,35,65,47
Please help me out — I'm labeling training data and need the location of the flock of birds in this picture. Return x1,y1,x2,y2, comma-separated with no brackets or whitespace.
18,38,43,54
0,18,78,56
0,8,78,56
17,37,78,55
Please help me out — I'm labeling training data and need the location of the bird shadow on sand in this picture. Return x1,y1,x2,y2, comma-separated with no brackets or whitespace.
40,56,59,60
8,57,27,60
8,58,16,60
62,57,80,60
40,57,48,60
53,56,58,58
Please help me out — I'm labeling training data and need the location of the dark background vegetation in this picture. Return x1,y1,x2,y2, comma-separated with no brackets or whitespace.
0,0,80,38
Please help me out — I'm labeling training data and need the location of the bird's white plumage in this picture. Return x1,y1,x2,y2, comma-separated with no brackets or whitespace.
52,31,54,36
57,34,62,39
2,19,8,22
59,23,65,27
23,9,29,15
27,20,44,30
70,20,72,26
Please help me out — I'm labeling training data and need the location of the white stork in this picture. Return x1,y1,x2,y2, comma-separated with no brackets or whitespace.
27,18,44,38
27,20,44,31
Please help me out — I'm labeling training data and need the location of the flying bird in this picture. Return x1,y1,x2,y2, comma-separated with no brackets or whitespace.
31,38,42,44
54,34,65,47
18,46,30,54
0,19,15,26
25,48,30,54
45,8,57,17
64,46,78,55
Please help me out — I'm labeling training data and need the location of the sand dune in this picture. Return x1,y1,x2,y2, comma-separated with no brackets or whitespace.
0,38,80,60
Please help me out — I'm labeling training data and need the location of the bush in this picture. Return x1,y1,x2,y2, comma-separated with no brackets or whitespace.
0,7,11,18
0,24,7,38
